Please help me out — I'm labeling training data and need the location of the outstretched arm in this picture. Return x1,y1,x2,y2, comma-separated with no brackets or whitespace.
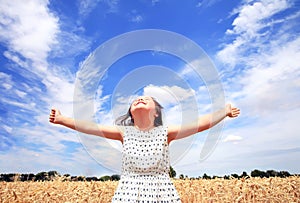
168,104,240,143
49,108,123,142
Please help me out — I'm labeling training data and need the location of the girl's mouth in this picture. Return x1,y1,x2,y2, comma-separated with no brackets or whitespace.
135,101,146,105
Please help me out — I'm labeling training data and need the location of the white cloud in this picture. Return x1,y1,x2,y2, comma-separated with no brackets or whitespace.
142,84,205,126
77,133,122,172
174,106,300,176
179,58,215,78
0,0,59,71
3,51,29,68
229,35,300,117
217,0,300,116
14,89,27,98
44,75,75,116
143,84,195,107
51,31,91,59
199,0,300,176
128,9,143,23
131,15,143,23
0,0,94,116
0,0,76,113
77,0,119,17
0,72,13,90
196,0,221,9
0,0,99,175
229,0,289,37
216,37,244,67
78,0,101,16
223,134,243,143
217,0,291,67
0,145,106,176
178,57,226,114
2,125,13,134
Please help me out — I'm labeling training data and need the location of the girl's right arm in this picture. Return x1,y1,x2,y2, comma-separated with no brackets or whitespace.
49,108,123,142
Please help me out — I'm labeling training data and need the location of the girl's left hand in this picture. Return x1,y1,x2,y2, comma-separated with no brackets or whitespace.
226,104,240,118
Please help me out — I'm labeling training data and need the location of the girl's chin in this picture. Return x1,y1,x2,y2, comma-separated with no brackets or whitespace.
131,106,153,114
132,106,149,111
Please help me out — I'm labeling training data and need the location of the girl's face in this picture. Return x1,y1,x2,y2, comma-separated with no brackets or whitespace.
130,96,157,116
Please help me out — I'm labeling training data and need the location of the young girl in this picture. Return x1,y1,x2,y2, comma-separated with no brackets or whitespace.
49,96,240,202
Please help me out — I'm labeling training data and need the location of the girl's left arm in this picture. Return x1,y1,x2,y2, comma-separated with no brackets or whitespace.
168,104,240,143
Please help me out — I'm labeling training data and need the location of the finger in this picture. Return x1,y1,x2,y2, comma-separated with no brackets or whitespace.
232,107,239,112
232,110,240,117
228,109,240,117
232,110,239,115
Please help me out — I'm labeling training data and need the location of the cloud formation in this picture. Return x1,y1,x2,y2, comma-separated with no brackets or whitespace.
0,0,59,71
0,0,299,177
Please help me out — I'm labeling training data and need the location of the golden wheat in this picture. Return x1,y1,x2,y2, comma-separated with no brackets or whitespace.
175,177,300,203
0,177,299,203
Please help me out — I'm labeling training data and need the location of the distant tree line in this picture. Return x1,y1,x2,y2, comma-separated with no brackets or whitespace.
0,169,296,182
0,171,120,182
178,169,295,180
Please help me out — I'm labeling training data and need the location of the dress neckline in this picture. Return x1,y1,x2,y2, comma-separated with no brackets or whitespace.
133,125,156,132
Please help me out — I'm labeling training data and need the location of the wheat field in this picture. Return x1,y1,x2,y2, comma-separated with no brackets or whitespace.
1,176,299,203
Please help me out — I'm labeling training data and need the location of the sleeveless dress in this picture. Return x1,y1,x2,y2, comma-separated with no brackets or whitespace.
112,126,181,203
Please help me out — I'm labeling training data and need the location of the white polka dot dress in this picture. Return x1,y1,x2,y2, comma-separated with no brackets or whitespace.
112,126,181,203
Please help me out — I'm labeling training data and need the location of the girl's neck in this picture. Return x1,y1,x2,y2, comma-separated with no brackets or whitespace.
133,117,155,131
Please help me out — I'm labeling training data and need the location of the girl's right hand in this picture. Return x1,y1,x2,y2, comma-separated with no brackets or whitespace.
226,104,240,118
49,108,62,124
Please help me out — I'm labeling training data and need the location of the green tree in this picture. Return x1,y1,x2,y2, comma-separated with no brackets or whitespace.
48,171,60,180
202,173,211,179
240,171,249,178
231,173,239,179
111,174,120,181
35,172,48,181
278,171,291,178
223,175,230,180
251,169,267,178
266,170,278,177
99,175,111,181
169,166,176,178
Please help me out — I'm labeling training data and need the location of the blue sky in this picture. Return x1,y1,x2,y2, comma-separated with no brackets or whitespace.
0,0,300,177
